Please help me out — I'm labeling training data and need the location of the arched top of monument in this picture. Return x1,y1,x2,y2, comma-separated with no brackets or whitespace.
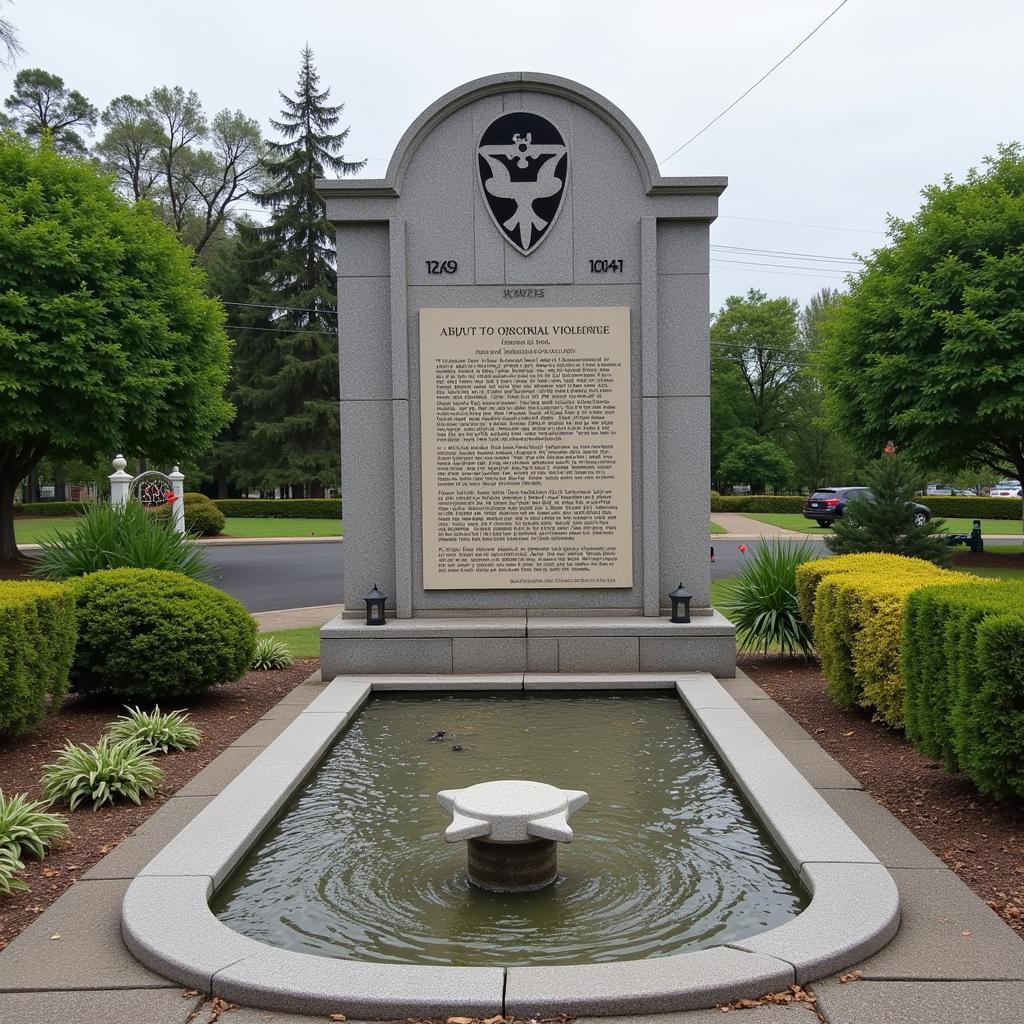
317,72,727,199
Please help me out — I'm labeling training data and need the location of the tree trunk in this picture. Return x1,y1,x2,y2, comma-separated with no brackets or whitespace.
216,463,228,500
26,468,40,503
53,465,66,502
0,475,20,561
310,480,325,499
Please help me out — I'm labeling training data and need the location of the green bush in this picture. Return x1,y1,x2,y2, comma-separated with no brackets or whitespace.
903,581,1024,798
69,569,256,700
0,581,76,735
719,540,816,657
41,738,163,811
182,492,225,536
797,554,978,727
32,501,212,582
212,498,342,519
15,501,91,516
917,496,1022,520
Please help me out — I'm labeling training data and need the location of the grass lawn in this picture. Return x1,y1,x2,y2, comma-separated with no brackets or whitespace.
221,517,342,538
12,517,76,544
709,520,726,535
259,625,320,658
742,512,1022,536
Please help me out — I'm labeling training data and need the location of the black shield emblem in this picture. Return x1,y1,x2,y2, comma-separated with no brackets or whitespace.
477,112,568,257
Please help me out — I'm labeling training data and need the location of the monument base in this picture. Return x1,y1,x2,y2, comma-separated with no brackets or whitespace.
320,612,736,678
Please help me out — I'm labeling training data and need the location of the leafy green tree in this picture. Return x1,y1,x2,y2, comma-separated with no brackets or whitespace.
826,455,950,564
0,136,232,560
226,46,363,495
4,69,97,154
718,437,795,494
710,288,803,438
96,87,263,256
820,144,1024,510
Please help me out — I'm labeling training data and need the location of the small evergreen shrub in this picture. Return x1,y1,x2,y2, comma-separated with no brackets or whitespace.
798,554,978,727
69,569,256,700
0,845,27,894
106,706,202,754
251,636,294,670
0,580,76,735
41,738,163,811
32,501,212,582
182,492,225,536
212,498,342,519
903,581,1024,799
720,540,816,657
0,790,69,859
825,455,950,565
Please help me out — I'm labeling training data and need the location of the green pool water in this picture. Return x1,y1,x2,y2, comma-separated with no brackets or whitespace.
212,692,807,966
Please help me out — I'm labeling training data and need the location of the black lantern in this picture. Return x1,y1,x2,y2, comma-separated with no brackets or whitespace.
669,583,692,624
364,584,387,626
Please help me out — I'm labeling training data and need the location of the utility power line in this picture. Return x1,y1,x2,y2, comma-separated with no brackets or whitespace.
711,244,861,263
659,0,852,164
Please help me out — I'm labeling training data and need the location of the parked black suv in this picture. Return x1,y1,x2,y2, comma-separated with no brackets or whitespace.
802,487,932,527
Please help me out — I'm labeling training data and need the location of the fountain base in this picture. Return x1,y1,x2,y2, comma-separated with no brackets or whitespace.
468,836,558,893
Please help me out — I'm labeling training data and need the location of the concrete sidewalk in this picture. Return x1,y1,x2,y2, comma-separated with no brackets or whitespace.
1,669,1022,1023
253,604,342,631
711,513,808,539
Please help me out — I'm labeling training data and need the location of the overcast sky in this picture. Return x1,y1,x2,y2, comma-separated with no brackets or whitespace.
3,0,1021,310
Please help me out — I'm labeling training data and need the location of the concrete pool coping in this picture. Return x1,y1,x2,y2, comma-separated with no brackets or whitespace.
119,672,900,1017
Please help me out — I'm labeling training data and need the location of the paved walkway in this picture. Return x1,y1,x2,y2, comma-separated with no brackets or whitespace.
1,669,1022,1022
253,603,342,631
711,513,807,538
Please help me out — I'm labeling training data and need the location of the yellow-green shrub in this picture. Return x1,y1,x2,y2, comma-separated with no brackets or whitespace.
0,581,75,735
797,554,978,728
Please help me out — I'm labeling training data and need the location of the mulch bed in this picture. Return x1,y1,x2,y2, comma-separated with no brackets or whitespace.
743,654,1024,939
0,557,33,580
952,549,1024,568
0,659,317,951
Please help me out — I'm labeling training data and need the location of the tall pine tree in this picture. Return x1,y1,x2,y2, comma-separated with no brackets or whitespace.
228,47,364,496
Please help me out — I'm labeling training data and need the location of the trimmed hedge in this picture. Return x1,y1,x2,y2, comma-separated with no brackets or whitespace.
903,581,1024,798
796,554,979,727
68,569,256,699
0,581,76,734
211,498,342,520
918,496,1021,520
710,495,807,513
15,501,90,517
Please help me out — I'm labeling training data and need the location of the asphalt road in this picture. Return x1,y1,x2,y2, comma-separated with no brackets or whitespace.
205,542,345,613
204,537,829,612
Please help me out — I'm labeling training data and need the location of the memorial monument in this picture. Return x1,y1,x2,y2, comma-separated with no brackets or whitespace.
319,73,736,676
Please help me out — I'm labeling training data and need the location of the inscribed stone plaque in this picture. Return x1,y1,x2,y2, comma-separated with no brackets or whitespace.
420,306,633,589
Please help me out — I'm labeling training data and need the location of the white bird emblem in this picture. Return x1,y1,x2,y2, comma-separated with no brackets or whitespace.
481,152,564,252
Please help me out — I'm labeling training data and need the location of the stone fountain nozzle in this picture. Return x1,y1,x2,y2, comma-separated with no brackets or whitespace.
437,780,588,892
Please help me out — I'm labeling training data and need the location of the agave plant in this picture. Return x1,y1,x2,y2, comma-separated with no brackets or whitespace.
32,500,212,582
251,635,295,671
719,540,817,659
0,845,27,895
41,738,164,811
0,791,70,860
106,706,202,754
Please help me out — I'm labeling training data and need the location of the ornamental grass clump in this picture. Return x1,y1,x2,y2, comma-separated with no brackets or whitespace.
0,790,69,859
32,501,213,582
720,540,817,658
0,845,27,895
106,706,202,754
41,738,163,811
251,636,294,671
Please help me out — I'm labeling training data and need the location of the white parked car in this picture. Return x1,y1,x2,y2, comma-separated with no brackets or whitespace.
990,479,1022,498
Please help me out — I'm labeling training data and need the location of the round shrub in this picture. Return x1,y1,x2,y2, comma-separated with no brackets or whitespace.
68,569,256,700
182,492,225,536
